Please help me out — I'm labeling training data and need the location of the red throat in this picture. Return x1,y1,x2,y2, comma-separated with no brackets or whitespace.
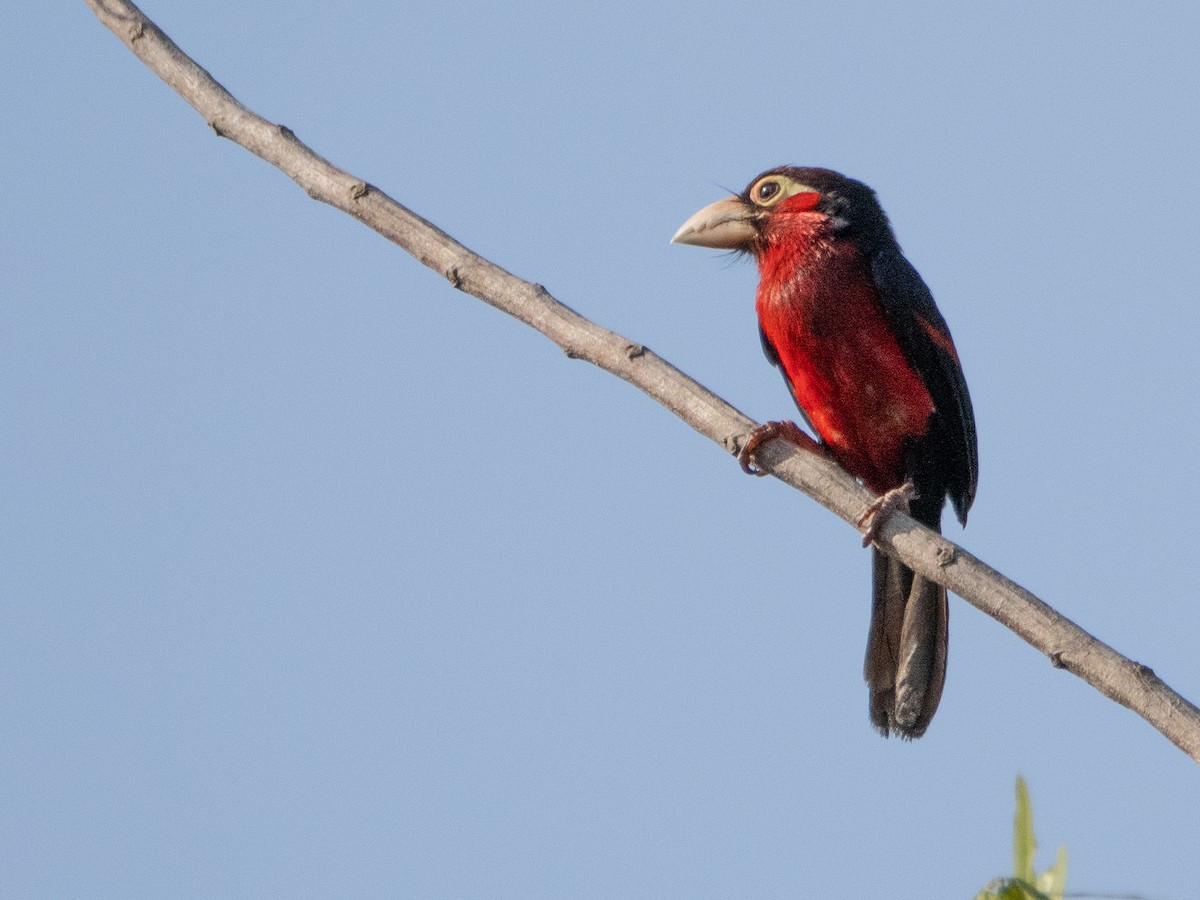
754,218,935,493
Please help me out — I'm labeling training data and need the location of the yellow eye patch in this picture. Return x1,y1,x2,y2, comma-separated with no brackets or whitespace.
748,175,820,208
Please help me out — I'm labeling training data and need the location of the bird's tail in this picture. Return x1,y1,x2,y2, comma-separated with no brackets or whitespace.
864,548,948,739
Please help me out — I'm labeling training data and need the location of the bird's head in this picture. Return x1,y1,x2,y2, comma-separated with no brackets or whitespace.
671,167,892,256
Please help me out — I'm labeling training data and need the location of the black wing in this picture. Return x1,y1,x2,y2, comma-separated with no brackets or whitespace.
870,248,978,526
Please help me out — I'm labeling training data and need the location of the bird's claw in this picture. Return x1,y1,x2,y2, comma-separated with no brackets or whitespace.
858,481,917,548
737,420,818,475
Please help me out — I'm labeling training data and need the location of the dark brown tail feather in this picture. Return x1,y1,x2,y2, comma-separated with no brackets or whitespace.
864,549,949,739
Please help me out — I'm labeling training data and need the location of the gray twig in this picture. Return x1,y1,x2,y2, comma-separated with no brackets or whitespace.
86,0,1200,762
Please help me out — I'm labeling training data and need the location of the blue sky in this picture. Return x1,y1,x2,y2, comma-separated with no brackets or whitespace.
6,2,1200,897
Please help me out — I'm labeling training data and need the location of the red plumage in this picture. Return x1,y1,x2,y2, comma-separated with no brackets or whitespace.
755,199,935,494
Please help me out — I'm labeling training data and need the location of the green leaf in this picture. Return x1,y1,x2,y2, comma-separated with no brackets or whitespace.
1036,845,1068,900
979,777,1068,900
1013,776,1036,884
978,877,1053,900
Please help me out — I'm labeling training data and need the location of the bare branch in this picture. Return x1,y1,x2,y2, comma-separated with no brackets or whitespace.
86,0,1200,762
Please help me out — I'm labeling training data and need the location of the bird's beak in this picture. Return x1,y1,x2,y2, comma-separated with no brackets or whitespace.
671,195,757,249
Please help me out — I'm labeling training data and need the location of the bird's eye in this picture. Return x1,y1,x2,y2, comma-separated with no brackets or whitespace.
755,180,781,204
747,173,819,209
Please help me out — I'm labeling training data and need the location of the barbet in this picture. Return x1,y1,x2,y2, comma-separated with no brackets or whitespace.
673,168,978,738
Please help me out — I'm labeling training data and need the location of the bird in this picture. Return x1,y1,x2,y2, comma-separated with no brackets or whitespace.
672,167,977,738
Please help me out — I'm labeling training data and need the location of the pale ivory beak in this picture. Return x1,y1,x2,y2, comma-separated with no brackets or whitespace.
670,195,757,249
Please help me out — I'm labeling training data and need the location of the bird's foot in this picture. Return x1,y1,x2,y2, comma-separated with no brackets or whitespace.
858,481,917,548
737,420,820,476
